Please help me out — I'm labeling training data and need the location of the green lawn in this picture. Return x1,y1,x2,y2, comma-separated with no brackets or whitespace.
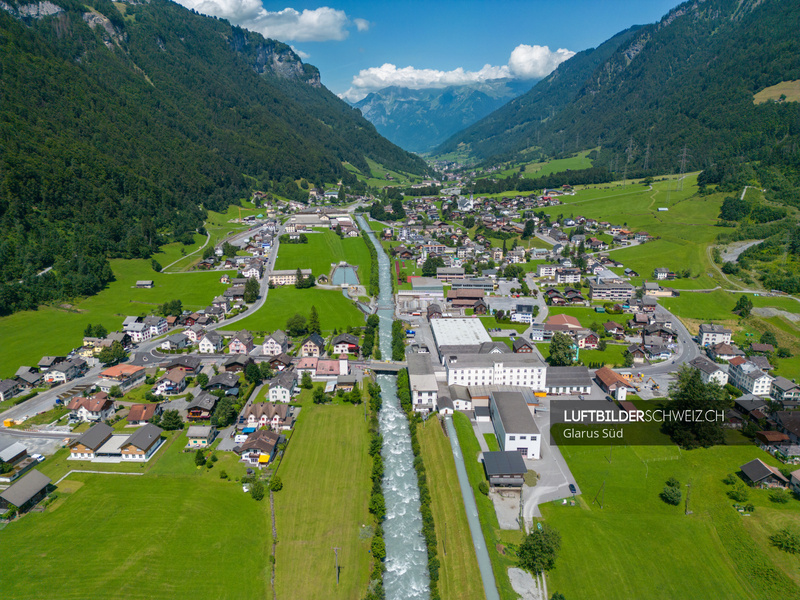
275,229,372,289
536,342,628,368
541,439,800,600
234,286,365,334
420,418,486,600
0,258,227,378
452,412,522,600
1,432,271,600
479,316,529,334
274,401,372,600
483,433,500,452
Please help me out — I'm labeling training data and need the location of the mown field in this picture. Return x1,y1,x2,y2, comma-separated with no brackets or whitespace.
0,258,227,378
275,229,372,289
0,431,270,600
542,440,800,600
418,418,485,600
273,400,373,600
234,286,365,334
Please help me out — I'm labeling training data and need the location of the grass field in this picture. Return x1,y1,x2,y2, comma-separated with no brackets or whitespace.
274,400,372,600
754,80,800,104
536,342,628,368
0,259,227,378
275,229,372,288
541,440,800,600
419,418,486,600
234,286,365,333
452,412,523,600
1,431,271,600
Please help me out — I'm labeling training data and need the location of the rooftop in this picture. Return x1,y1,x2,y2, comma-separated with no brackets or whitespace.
491,391,539,435
430,318,491,348
483,451,527,477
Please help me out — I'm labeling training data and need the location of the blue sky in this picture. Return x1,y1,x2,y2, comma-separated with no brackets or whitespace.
175,0,683,100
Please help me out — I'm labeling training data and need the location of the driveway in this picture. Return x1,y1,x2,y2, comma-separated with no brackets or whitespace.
522,404,579,523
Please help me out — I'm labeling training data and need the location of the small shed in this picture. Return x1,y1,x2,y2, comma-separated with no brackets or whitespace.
482,451,527,488
135,280,154,288
0,469,52,513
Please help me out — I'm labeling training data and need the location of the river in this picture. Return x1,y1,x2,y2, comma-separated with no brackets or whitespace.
358,215,430,600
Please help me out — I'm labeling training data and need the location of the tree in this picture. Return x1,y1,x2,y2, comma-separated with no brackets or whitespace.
108,385,123,398
301,371,313,389
733,295,753,317
212,397,237,428
421,256,445,277
308,305,321,335
598,339,608,351
662,366,728,448
548,332,574,366
770,488,791,504
518,524,561,573
550,594,566,600
522,219,536,239
259,362,274,381
286,313,307,337
196,372,209,388
661,485,682,505
244,362,262,384
159,409,184,431
348,382,362,405
294,268,304,288
98,341,127,366
250,480,265,501
760,331,778,347
270,476,283,492
772,528,800,554
371,535,386,561
244,277,259,303
194,449,206,467
313,386,327,404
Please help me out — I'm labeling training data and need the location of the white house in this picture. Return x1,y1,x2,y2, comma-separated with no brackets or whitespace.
263,330,289,356
698,324,732,347
729,358,773,396
198,331,224,354
489,391,541,460
408,354,438,412
268,370,297,403
689,356,729,387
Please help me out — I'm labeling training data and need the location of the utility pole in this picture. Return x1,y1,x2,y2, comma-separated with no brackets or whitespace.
333,547,340,585
677,146,689,191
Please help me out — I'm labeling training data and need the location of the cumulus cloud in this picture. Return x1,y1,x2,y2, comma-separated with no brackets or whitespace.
342,43,575,102
175,1,366,43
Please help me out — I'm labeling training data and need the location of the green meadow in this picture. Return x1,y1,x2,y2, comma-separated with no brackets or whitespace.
275,229,372,288
0,258,227,377
419,418,486,600
233,286,365,334
274,399,372,600
542,440,800,600
0,431,270,600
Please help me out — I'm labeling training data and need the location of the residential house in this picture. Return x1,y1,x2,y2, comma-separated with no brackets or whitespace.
43,358,87,384
207,372,240,391
187,392,218,421
729,358,773,396
239,401,292,430
269,370,297,403
699,324,732,347
154,369,188,396
160,333,189,351
301,334,325,357
143,316,169,338
740,458,788,488
268,269,312,286
184,324,206,343
426,304,443,321
120,423,164,461
66,393,115,422
707,343,745,362
228,330,254,355
0,379,21,402
513,338,535,353
223,355,252,374
689,356,729,387
604,321,625,338
269,353,293,371
198,331,225,354
236,429,281,467
186,426,216,448
653,268,670,280
127,403,161,426
163,356,202,375
332,333,360,356
773,376,800,403
263,330,289,356
408,354,438,413
97,364,146,394
69,423,114,460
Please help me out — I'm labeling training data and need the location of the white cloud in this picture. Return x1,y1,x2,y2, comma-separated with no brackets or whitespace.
508,44,575,79
291,45,310,59
342,44,575,102
175,2,367,43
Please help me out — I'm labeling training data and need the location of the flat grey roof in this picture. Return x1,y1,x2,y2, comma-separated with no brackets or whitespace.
0,469,50,507
491,391,539,435
431,318,491,347
546,366,592,387
483,451,527,477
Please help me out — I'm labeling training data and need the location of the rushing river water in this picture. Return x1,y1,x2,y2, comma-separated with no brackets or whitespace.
358,216,430,600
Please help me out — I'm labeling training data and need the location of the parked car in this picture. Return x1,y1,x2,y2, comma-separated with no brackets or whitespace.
31,454,45,463
569,483,577,494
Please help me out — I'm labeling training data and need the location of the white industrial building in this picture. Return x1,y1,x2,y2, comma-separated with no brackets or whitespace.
408,354,438,413
489,391,541,459
444,353,546,391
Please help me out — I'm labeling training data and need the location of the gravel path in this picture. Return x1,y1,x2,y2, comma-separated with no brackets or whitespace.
720,239,763,262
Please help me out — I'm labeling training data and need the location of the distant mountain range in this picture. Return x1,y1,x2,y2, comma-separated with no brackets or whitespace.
0,0,427,314
436,0,800,173
350,79,533,153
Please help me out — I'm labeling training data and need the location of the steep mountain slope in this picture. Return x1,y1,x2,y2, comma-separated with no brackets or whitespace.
352,79,532,153
0,0,427,314
434,26,641,160
437,0,800,173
